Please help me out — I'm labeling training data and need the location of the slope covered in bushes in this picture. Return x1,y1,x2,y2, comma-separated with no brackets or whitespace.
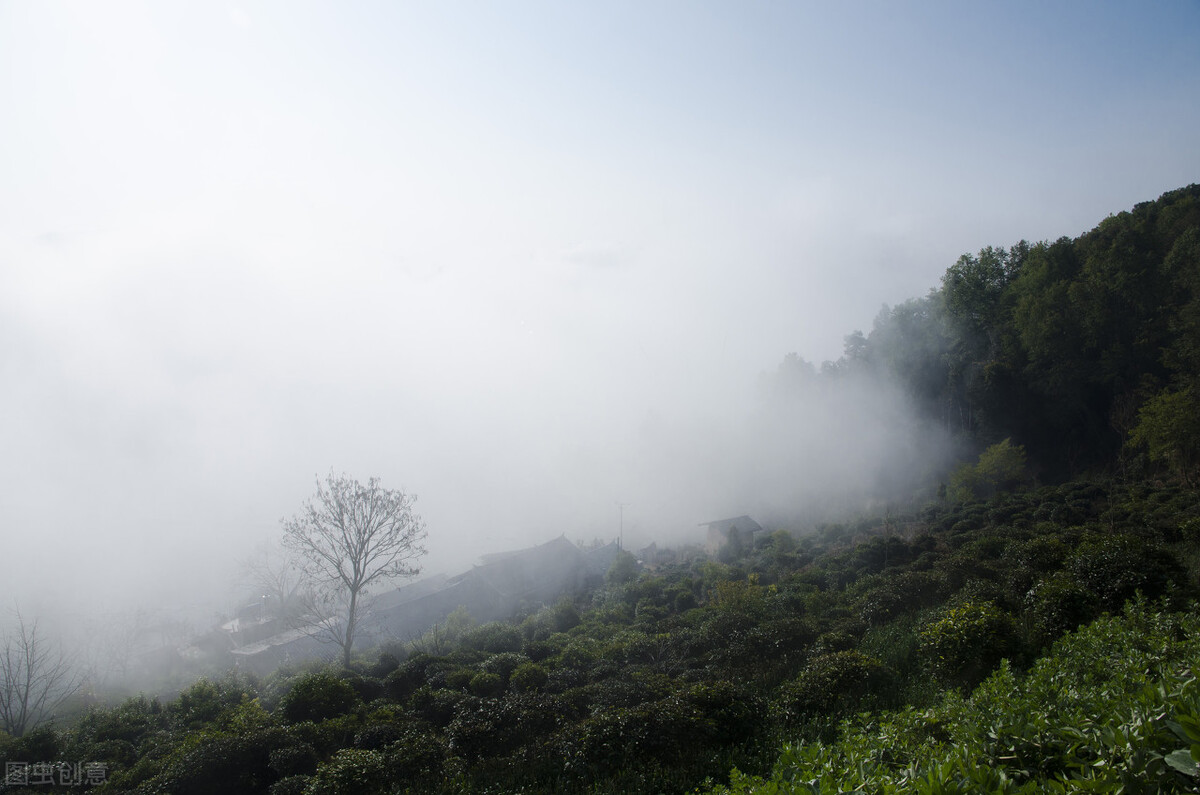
3,478,1198,793
3,186,1198,793
714,600,1200,793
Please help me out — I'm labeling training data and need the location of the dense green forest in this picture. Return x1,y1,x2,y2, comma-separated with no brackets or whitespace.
2,185,1199,793
772,183,1200,485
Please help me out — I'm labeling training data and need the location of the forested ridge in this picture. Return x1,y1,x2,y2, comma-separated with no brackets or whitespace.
777,183,1200,483
3,186,1200,793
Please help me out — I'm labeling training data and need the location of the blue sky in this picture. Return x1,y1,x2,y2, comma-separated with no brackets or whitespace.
1,1,1197,612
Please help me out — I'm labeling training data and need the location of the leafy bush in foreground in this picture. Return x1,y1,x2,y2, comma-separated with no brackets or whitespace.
712,600,1200,794
278,672,360,724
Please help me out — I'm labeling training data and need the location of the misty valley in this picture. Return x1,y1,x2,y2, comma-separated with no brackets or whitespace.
3,186,1200,793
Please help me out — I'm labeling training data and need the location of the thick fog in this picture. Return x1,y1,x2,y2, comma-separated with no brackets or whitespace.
2,2,1198,629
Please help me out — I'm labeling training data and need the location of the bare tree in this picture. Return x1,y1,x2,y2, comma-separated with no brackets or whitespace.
282,472,427,667
0,610,81,737
91,609,151,686
242,546,308,625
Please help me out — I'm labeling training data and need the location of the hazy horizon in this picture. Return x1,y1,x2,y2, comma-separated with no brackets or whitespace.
2,1,1198,621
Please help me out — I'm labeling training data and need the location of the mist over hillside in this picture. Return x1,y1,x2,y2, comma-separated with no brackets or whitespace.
2,2,1197,643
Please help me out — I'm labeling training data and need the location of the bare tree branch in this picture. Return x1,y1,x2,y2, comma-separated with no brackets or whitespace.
281,472,427,667
241,546,308,625
0,609,81,737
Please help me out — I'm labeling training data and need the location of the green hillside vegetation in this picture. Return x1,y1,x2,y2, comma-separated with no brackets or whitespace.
3,479,1198,793
2,185,1198,793
714,600,1200,794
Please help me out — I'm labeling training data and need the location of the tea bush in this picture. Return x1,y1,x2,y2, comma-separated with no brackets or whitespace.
278,672,360,724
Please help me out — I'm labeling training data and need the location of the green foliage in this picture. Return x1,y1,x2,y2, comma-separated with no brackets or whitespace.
269,742,317,776
857,570,949,625
1068,532,1179,611
1129,384,1200,484
306,747,392,795
71,694,167,749
550,598,582,632
566,694,717,777
687,680,764,744
0,724,60,767
777,650,896,722
27,432,1200,795
460,621,524,654
147,726,291,795
509,662,548,693
949,438,1028,501
269,775,311,795
757,185,1200,478
712,601,1200,794
606,548,639,584
170,673,258,729
368,651,400,678
468,671,504,697
919,600,1017,687
408,685,467,728
711,573,768,617
478,651,526,683
1025,571,1096,645
277,671,360,724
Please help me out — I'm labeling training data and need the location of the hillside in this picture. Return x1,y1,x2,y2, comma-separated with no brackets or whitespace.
2,477,1197,793
2,186,1199,793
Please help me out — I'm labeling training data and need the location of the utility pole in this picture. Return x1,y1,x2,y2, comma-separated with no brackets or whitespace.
615,501,630,550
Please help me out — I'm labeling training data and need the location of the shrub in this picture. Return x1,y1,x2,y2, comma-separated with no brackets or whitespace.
352,723,401,750
551,599,582,632
751,616,819,658
447,693,565,766
1068,532,1179,611
149,726,290,795
306,748,391,795
408,685,467,728
386,724,446,782
368,651,400,678
557,640,599,672
171,676,256,729
278,671,360,724
442,668,473,691
72,695,166,748
606,549,639,584
719,603,1200,794
777,650,896,721
479,651,527,683
268,742,317,776
686,681,762,743
382,654,433,701
86,738,139,769
460,622,524,654
469,672,504,697
510,662,549,693
566,696,715,777
1,725,61,765
339,672,383,704
523,635,564,662
950,439,1028,501
919,600,1017,687
858,570,949,625
269,775,311,795
672,588,698,612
